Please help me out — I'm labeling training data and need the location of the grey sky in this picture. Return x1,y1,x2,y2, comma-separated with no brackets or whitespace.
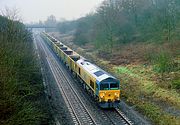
0,0,103,23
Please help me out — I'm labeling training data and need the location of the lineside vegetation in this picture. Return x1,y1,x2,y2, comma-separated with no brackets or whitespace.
0,15,50,124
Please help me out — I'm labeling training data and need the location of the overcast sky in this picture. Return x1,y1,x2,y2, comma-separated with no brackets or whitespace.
0,0,103,23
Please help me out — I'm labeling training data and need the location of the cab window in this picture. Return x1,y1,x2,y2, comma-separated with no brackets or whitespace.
110,83,119,90
100,84,109,90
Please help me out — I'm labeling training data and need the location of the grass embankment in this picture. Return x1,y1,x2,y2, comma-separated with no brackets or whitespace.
98,42,180,125
116,65,180,124
0,16,50,124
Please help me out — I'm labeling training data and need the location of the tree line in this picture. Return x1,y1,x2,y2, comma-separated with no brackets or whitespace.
37,0,179,78
55,0,180,77
56,0,180,52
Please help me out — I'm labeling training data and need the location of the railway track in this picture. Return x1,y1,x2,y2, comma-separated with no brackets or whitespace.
115,108,133,125
37,35,97,125
36,33,134,125
100,108,133,125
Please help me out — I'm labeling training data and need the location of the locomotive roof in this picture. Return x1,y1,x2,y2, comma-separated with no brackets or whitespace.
77,59,116,82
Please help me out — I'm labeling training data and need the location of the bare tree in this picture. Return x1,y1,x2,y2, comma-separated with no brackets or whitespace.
45,15,57,27
96,0,121,53
0,7,21,42
1,7,21,21
44,15,57,32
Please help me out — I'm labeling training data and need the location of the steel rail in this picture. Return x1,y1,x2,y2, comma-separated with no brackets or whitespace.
37,36,81,124
115,108,133,125
38,35,97,125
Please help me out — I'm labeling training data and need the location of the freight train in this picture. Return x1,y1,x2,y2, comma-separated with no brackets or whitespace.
42,32,120,108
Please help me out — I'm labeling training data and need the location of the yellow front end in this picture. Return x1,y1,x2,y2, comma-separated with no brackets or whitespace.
99,90,120,108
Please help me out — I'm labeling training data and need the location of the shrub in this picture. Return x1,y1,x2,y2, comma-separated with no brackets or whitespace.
153,51,174,73
172,78,180,89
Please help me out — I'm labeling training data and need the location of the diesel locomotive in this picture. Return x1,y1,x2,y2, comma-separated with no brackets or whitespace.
42,32,120,108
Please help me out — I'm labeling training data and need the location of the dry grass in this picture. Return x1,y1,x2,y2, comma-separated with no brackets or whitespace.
115,65,180,107
115,65,180,125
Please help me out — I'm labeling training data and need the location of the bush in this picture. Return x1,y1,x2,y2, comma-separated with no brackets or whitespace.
172,79,180,89
153,51,174,73
146,49,175,73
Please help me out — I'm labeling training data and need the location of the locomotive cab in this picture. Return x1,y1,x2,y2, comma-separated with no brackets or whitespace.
98,78,120,108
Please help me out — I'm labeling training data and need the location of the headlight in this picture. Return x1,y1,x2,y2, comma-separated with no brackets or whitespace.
114,93,119,97
100,93,105,98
